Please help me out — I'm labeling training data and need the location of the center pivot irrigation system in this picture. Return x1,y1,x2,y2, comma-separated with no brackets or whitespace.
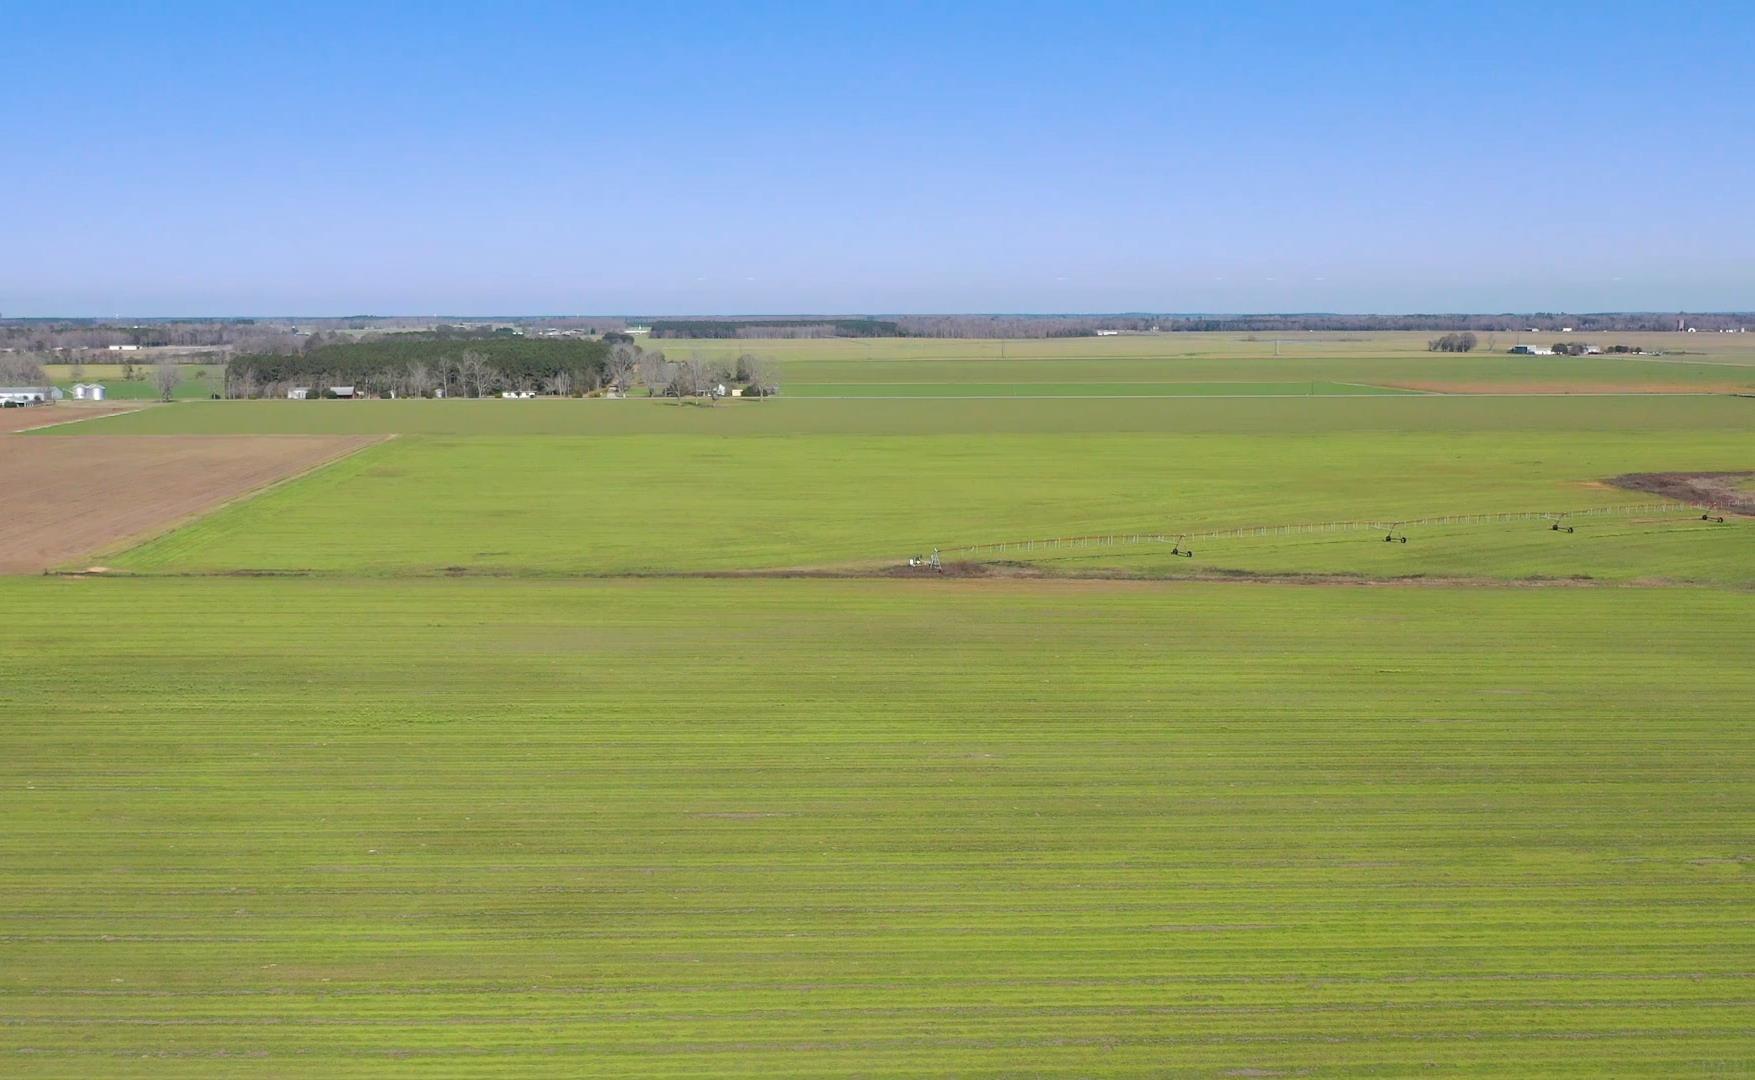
907,502,1725,570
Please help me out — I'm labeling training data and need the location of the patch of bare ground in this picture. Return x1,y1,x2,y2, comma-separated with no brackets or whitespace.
0,434,382,573
0,403,140,433
1606,471,1755,516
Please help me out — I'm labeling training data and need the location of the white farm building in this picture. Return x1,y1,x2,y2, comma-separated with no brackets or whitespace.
72,382,106,401
0,386,56,405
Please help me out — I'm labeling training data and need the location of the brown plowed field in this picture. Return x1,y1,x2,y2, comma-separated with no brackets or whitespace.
0,435,381,573
0,404,137,433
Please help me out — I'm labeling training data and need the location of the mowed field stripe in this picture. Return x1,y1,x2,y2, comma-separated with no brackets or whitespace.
0,578,1749,1075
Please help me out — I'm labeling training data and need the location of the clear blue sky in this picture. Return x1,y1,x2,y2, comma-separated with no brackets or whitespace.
3,1,1751,316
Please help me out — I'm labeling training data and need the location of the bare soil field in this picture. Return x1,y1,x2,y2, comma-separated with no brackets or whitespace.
0,404,138,433
1609,470,1755,515
0,434,381,573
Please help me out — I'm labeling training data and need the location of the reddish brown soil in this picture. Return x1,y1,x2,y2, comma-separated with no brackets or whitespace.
1606,471,1755,516
0,435,381,573
0,404,138,433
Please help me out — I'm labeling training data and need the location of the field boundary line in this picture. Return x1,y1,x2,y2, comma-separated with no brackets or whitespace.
7,404,150,432
932,502,1711,559
69,434,395,572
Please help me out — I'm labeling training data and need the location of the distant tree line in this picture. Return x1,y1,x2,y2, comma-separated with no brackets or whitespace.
225,338,610,399
0,353,47,384
648,319,901,339
1427,332,1478,352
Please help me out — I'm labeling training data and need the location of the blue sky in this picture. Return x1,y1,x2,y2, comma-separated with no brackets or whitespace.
2,1,1751,316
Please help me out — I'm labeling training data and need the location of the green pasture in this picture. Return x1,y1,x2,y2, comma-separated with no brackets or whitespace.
40,392,1755,437
105,428,1752,582
642,330,1755,393
781,380,1417,397
1,577,1749,1076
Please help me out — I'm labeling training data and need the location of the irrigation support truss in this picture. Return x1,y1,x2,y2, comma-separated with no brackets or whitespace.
929,502,1716,561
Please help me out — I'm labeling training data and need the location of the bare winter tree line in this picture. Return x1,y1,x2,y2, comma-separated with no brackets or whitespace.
226,343,778,401
0,352,49,385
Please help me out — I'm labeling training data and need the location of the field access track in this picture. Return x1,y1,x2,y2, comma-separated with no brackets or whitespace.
0,434,382,573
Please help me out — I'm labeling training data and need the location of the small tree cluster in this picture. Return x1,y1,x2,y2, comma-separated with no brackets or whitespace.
1427,332,1478,353
0,353,48,384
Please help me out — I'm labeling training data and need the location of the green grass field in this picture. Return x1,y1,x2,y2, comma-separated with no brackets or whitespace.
102,429,1753,583
781,380,1420,397
2,577,1750,1076
7,333,1753,1075
640,331,1755,395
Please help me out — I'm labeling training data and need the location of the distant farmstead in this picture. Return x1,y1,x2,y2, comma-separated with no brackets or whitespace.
0,386,55,406
1508,345,1555,356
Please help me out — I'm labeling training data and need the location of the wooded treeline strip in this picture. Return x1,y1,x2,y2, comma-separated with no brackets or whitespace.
226,339,609,398
647,319,902,338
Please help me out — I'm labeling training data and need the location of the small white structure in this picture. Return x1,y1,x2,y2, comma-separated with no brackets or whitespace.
625,325,652,335
329,386,356,398
288,387,310,400
72,382,107,401
1508,345,1555,356
730,386,744,397
0,386,53,405
1095,329,1120,336
501,389,536,399
107,344,141,352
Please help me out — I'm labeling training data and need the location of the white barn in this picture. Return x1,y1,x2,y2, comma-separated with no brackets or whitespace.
0,386,54,405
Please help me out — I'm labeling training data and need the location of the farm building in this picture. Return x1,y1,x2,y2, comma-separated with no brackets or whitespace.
1508,345,1555,356
72,383,106,401
0,386,55,405
501,390,536,399
106,344,141,352
328,386,356,398
287,387,311,400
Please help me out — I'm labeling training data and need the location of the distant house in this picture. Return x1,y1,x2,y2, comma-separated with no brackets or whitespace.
1508,345,1555,356
0,386,53,405
501,389,536,399
287,387,311,400
1094,329,1120,336
72,382,106,401
328,386,356,398
107,344,141,352
625,325,652,335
